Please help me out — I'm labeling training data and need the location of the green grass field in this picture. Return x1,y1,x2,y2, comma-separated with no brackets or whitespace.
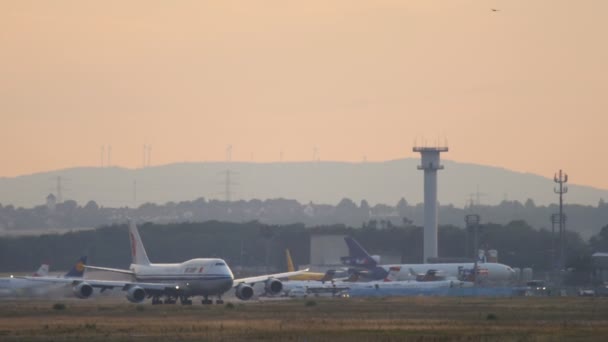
1,296,607,341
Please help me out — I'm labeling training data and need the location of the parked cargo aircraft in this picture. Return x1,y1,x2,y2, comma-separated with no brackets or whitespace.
284,267,473,298
29,222,306,305
341,237,515,283
284,249,338,281
1,257,86,297
350,267,474,289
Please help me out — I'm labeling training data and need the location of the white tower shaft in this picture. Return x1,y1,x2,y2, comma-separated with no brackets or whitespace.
414,146,448,263
423,164,438,261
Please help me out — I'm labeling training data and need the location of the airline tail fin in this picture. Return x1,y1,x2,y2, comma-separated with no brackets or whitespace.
32,264,49,277
320,269,336,282
285,249,295,272
340,237,377,268
477,250,487,264
129,221,151,265
384,266,401,282
64,256,87,278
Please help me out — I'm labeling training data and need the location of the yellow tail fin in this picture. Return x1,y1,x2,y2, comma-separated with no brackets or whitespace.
286,249,295,272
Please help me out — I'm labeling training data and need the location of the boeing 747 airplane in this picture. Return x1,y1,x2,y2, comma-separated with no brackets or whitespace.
30,222,306,305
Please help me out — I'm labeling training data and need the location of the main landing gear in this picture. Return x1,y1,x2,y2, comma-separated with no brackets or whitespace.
151,296,179,305
201,295,224,305
180,296,193,305
201,295,213,305
151,294,224,305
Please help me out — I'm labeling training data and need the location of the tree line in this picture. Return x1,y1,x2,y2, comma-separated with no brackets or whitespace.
1,196,607,239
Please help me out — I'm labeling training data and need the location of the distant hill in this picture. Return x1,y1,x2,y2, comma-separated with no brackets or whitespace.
0,159,606,208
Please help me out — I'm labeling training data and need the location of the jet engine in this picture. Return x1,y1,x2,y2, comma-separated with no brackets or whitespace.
126,286,146,303
235,283,254,300
264,278,283,296
73,282,94,299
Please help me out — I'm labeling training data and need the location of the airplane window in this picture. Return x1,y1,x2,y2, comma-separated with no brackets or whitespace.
215,263,225,266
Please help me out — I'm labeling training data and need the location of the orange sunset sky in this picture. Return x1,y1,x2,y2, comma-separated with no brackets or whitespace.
1,1,607,189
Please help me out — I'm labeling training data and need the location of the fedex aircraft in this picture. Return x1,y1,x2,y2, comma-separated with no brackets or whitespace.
47,222,306,305
341,237,515,283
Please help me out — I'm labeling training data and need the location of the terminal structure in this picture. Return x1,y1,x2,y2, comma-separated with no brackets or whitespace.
413,146,448,263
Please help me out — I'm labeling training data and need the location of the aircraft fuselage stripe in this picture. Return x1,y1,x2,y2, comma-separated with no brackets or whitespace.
135,275,232,281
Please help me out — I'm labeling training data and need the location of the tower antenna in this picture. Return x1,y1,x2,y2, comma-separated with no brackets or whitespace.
142,145,147,168
226,145,233,162
133,180,137,208
147,145,152,167
57,176,63,203
553,169,568,271
49,176,69,203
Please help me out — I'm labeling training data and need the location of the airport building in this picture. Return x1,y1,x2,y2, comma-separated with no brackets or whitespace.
308,234,348,271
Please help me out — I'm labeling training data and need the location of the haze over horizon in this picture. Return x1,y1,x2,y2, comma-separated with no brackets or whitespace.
2,1,607,189
2,159,608,210
4,158,608,193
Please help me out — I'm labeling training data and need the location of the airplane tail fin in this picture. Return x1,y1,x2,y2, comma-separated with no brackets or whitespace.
285,249,295,272
340,237,377,268
320,269,336,282
129,221,151,265
32,264,49,277
64,256,87,278
384,266,401,282
477,250,487,264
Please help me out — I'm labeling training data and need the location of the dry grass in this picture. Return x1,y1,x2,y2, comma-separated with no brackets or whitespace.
0,296,607,341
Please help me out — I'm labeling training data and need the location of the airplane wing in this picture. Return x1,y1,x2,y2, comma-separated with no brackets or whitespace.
233,269,309,285
84,265,135,275
17,276,73,284
19,276,179,296
72,279,179,294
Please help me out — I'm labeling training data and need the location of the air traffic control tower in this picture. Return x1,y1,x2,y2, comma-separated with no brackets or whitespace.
413,146,448,263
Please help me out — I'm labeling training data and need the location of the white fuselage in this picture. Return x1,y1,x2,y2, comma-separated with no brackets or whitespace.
346,279,473,289
281,278,473,296
130,258,234,296
381,263,515,283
